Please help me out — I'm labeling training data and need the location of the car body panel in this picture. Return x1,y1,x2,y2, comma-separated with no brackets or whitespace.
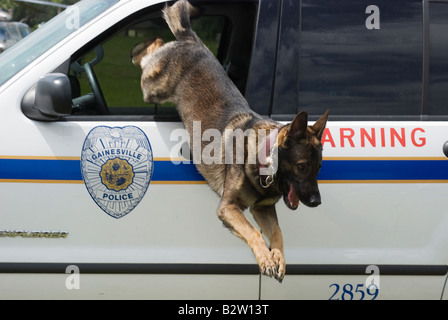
1,0,448,299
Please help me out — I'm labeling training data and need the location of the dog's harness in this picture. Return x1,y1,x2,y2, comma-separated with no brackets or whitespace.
259,129,279,189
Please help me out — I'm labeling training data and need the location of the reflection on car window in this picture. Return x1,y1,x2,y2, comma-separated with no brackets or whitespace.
297,0,422,117
0,27,6,42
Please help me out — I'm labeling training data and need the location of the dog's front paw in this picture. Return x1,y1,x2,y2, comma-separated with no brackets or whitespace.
256,248,278,279
256,248,286,282
271,248,285,283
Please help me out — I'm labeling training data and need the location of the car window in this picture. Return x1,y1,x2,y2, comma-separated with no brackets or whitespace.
0,26,6,42
0,0,119,87
5,23,20,41
67,2,257,120
15,23,31,38
273,0,423,118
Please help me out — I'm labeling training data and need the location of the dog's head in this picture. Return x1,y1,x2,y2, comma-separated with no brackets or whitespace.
277,110,329,210
131,37,177,104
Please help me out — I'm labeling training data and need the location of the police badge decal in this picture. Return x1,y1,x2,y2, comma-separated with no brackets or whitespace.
81,126,153,219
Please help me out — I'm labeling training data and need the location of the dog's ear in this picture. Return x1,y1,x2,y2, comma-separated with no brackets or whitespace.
132,38,165,68
288,110,308,140
311,109,329,140
278,110,329,148
277,111,308,148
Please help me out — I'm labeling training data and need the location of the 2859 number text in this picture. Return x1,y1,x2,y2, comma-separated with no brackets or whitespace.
329,283,379,300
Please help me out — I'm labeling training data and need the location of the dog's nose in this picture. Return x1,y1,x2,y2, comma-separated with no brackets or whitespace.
308,195,321,207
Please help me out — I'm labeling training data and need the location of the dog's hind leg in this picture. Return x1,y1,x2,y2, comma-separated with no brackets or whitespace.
250,204,285,282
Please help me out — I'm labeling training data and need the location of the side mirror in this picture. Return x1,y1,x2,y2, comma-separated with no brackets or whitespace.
22,73,72,121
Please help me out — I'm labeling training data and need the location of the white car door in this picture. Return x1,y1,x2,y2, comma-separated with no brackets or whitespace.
260,0,448,299
0,0,262,299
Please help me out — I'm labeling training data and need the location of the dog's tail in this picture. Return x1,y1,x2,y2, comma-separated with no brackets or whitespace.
163,0,200,42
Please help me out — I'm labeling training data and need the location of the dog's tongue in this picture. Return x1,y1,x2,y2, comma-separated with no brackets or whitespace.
288,184,300,209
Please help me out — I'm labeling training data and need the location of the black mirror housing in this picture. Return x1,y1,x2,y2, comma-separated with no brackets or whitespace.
22,73,72,121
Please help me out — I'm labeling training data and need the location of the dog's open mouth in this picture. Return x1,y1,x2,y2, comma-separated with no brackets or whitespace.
284,183,300,210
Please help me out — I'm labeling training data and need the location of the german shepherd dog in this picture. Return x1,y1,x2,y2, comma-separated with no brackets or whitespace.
131,0,329,282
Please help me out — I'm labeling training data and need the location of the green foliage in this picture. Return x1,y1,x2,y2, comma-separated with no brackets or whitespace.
0,0,78,28
0,0,17,10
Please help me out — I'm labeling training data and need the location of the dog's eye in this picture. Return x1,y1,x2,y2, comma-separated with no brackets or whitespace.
297,164,305,171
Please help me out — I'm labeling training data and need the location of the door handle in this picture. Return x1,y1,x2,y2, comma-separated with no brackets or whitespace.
443,141,448,158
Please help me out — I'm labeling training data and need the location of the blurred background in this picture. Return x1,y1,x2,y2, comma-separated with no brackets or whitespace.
0,0,78,29
0,0,79,53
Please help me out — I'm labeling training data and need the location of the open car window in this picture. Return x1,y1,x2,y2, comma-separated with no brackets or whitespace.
67,2,256,120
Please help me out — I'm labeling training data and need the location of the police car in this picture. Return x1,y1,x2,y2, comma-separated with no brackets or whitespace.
1,0,448,300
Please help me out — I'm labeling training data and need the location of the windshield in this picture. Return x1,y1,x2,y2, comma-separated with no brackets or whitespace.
0,0,119,87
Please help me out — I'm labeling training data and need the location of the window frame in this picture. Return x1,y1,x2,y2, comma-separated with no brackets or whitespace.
61,1,258,122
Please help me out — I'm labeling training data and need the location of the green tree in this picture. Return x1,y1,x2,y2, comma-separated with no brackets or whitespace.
0,0,17,10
